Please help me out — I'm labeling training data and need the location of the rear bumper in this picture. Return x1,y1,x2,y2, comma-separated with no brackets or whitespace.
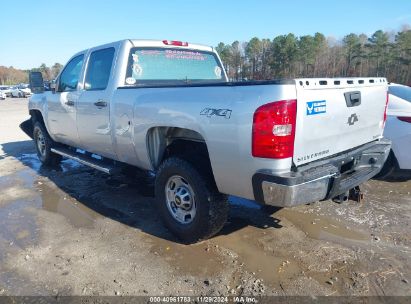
252,139,391,207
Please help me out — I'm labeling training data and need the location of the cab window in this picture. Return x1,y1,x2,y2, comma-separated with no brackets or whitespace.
58,54,84,92
125,47,225,85
84,48,115,91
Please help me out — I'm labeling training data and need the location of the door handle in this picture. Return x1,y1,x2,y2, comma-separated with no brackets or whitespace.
65,100,74,106
94,99,107,108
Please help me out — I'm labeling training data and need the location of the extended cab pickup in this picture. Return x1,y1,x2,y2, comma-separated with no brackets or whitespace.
24,39,391,242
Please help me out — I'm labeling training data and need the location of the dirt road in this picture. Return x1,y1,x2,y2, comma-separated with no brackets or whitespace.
0,98,410,297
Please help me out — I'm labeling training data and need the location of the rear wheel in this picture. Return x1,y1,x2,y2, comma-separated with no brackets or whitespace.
375,150,397,179
155,157,229,243
33,121,62,166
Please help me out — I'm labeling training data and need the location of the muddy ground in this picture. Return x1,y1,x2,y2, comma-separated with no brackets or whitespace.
0,98,410,297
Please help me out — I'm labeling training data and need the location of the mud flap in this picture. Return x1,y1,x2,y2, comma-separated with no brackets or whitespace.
20,119,34,139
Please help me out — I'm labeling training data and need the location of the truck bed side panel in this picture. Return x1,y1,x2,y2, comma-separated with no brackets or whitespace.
112,84,296,200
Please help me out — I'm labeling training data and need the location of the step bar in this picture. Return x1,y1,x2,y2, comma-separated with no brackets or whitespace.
51,147,119,174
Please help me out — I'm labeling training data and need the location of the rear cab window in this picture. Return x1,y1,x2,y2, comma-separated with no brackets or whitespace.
85,47,115,91
125,47,225,86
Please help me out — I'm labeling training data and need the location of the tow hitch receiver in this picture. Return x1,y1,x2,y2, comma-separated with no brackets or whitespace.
332,186,364,204
349,186,364,203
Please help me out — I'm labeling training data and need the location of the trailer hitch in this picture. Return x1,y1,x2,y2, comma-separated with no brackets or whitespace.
349,186,364,203
332,186,364,204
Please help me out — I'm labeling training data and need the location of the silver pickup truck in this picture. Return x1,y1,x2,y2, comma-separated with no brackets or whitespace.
23,39,391,242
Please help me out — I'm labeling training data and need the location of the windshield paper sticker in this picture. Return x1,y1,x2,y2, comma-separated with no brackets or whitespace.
306,100,326,115
125,77,136,85
132,53,143,77
214,66,222,78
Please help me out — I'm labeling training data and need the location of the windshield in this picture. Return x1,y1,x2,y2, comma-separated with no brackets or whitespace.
125,47,225,85
389,85,411,102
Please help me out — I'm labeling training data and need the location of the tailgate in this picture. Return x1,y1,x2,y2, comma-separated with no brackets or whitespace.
293,78,388,166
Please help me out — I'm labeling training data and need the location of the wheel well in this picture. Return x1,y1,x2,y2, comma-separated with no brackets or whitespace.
29,109,45,126
147,127,215,182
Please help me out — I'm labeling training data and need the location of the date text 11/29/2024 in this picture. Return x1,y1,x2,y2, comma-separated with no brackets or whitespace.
149,296,258,303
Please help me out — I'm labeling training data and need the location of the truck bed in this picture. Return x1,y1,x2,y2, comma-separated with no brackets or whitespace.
117,79,295,89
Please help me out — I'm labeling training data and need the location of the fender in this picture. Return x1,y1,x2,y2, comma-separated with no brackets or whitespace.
26,93,56,141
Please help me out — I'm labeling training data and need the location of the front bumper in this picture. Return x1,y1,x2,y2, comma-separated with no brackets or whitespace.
252,139,391,207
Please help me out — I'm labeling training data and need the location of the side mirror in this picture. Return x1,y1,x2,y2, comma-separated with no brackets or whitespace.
29,71,44,94
50,80,57,93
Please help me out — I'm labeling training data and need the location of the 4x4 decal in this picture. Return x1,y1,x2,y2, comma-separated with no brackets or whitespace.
200,108,232,119
348,113,359,126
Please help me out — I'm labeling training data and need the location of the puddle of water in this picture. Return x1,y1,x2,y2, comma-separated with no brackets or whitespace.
0,168,37,204
143,236,224,277
0,151,110,293
278,209,368,242
0,175,15,189
36,182,100,228
0,167,40,253
17,153,85,174
213,225,300,285
15,229,30,240
16,153,42,172
0,199,39,254
0,161,100,252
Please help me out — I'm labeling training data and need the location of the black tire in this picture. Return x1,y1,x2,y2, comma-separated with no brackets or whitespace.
375,151,396,179
33,121,62,166
155,157,229,243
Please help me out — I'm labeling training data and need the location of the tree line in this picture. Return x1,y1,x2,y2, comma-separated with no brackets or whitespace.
215,27,411,85
2,28,410,86
0,63,63,85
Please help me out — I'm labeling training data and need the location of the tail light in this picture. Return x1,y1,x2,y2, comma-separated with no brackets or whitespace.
383,92,389,125
398,116,411,123
162,40,188,47
252,99,297,159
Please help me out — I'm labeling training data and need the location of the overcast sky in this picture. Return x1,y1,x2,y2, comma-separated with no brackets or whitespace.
1,0,411,69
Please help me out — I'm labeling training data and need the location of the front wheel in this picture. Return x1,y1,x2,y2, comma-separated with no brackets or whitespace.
155,157,229,243
33,121,62,166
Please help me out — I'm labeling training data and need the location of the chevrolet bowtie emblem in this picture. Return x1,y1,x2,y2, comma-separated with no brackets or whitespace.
348,113,359,126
